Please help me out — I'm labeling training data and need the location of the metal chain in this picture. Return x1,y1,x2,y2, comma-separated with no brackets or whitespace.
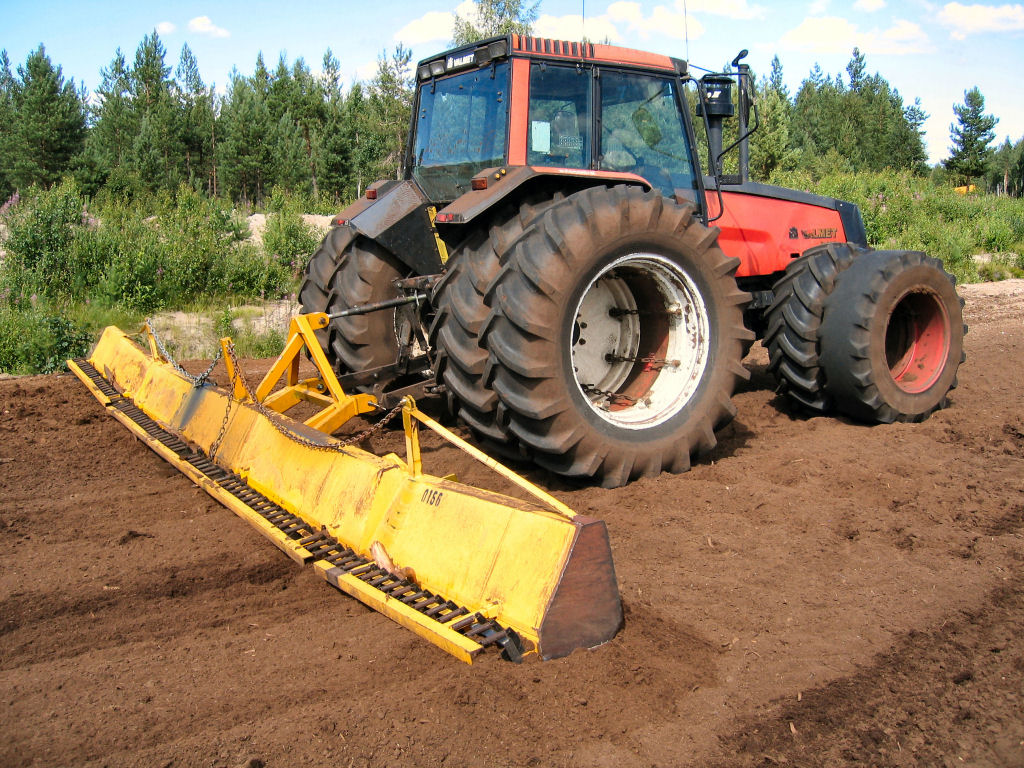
216,341,405,455
146,319,222,387
582,383,638,407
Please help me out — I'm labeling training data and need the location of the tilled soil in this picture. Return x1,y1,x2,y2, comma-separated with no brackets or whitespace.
1,281,1022,768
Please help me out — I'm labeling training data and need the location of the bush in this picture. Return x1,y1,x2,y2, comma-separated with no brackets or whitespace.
0,180,84,308
262,186,321,279
0,306,92,374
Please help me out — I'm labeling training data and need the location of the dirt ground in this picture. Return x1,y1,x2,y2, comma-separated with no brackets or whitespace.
2,280,1022,768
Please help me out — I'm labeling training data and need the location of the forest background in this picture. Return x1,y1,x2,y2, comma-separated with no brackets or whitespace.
1,0,1023,373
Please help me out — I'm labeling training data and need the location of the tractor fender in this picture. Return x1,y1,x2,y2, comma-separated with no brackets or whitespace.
434,165,652,226
335,179,446,276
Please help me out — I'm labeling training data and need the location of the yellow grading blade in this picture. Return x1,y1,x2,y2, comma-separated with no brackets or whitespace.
69,326,622,663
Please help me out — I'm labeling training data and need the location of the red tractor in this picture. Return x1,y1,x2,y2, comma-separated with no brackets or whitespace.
300,35,965,488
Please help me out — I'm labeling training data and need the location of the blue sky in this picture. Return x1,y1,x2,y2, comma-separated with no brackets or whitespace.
3,0,1023,164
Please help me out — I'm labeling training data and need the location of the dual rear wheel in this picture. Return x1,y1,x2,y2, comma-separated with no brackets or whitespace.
433,185,751,488
767,245,966,423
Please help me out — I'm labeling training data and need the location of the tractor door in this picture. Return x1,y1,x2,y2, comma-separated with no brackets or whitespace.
596,69,702,203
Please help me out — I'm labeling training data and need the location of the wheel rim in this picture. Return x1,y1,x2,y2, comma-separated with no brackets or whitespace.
571,253,710,429
885,289,950,394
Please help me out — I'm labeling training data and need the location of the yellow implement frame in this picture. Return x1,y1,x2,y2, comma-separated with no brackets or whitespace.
69,318,622,663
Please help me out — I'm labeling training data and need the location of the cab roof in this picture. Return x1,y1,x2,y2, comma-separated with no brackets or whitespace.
415,34,687,81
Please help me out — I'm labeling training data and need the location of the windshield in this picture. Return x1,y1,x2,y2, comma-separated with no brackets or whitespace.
411,61,510,202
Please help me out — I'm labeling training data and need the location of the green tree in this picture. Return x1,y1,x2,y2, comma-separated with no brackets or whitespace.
128,32,182,192
317,49,354,200
789,50,926,175
342,82,375,197
175,44,216,193
750,75,794,180
367,45,414,181
452,0,538,45
945,86,997,184
217,73,273,203
81,49,134,187
987,137,1023,195
6,46,86,190
846,47,866,92
1011,139,1024,197
0,50,17,198
768,55,788,100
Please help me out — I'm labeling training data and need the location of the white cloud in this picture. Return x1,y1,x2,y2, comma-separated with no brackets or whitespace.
394,9,456,45
356,60,379,82
534,2,703,43
778,15,931,54
677,0,766,19
854,0,886,10
937,2,1024,39
188,16,230,38
156,21,176,35
809,0,830,13
535,13,624,42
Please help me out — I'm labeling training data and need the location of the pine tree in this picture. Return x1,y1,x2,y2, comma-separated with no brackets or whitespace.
342,82,374,198
1010,139,1024,197
286,58,326,195
846,47,866,93
986,137,1022,195
217,74,273,203
452,0,538,45
788,51,926,175
0,50,17,198
368,45,414,181
7,45,87,190
750,73,793,181
135,33,185,192
175,44,216,192
945,86,997,184
317,49,350,201
87,50,134,171
768,55,788,100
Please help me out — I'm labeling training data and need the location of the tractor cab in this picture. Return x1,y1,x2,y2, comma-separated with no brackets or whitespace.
409,36,703,203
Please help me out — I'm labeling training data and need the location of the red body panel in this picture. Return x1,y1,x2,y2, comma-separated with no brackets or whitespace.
709,190,849,278
508,58,530,166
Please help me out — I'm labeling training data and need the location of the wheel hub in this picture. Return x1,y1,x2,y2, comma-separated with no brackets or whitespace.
885,288,950,394
571,254,710,428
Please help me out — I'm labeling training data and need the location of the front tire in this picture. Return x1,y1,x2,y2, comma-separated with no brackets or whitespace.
482,185,751,488
819,250,966,423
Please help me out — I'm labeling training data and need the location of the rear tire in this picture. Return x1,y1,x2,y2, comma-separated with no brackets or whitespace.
299,228,405,383
819,250,966,423
765,242,863,413
430,196,559,447
482,185,751,488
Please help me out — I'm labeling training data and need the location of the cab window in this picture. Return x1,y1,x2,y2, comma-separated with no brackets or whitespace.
599,71,697,196
527,63,591,169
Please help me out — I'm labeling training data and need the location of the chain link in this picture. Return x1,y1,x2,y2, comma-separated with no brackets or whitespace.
146,318,222,387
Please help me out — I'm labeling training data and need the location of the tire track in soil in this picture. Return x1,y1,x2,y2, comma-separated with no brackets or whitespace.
706,569,1024,768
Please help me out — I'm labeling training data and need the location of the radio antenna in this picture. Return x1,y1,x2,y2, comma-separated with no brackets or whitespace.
683,0,690,60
